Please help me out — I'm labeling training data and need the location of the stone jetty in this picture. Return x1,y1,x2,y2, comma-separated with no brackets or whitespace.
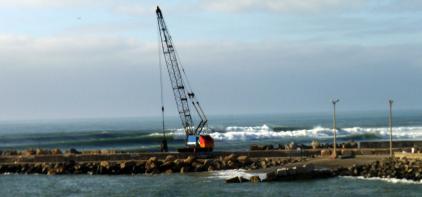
338,157,422,181
0,149,307,175
225,157,422,183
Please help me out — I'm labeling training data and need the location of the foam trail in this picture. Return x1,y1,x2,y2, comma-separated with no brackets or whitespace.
343,176,422,184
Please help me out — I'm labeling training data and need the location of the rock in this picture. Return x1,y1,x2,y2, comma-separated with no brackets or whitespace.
36,149,50,155
68,148,81,154
2,150,18,156
264,171,277,182
192,161,204,172
249,176,261,183
237,156,250,164
183,156,195,165
225,176,249,183
51,148,62,155
250,144,265,151
100,149,116,154
207,166,215,171
21,149,36,156
226,160,238,169
165,155,176,162
145,157,159,174
342,141,357,149
180,166,191,173
340,149,355,159
224,154,236,162
259,160,267,169
321,149,331,157
311,140,320,149
265,145,274,150
288,142,297,150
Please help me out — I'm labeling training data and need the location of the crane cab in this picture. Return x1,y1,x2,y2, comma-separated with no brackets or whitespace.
181,135,214,152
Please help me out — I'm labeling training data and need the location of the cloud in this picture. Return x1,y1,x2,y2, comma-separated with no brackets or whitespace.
0,34,156,68
200,0,364,13
112,4,152,16
0,0,97,8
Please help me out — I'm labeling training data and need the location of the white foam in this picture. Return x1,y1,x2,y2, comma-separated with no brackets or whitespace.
148,125,422,141
210,125,422,141
342,176,422,184
208,169,266,180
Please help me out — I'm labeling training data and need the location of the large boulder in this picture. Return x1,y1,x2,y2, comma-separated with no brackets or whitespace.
164,155,176,163
145,157,159,174
225,176,249,183
237,155,250,164
249,175,261,183
183,156,195,165
224,154,236,162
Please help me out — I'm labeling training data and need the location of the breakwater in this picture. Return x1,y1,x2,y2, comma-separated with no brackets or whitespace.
225,157,422,183
0,152,305,175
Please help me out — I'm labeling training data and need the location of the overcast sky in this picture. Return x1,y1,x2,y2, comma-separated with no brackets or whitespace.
0,0,421,120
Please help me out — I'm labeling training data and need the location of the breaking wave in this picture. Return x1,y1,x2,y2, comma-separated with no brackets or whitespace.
146,125,422,141
208,125,422,141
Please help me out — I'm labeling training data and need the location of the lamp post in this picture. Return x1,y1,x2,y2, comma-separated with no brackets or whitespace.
389,100,394,158
332,99,340,159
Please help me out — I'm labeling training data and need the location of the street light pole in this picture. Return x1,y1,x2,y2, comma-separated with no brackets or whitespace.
389,100,394,158
332,99,340,159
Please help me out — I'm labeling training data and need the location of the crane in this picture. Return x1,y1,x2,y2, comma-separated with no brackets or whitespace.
156,6,214,152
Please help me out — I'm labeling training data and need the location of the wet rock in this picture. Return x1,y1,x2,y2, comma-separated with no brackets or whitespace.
225,176,249,183
264,171,277,182
207,165,215,171
249,175,261,183
183,156,195,165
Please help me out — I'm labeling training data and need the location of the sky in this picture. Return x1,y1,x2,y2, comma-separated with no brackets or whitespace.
0,0,421,120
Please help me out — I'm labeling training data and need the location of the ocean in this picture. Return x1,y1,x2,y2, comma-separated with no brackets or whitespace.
0,110,421,196
0,110,421,151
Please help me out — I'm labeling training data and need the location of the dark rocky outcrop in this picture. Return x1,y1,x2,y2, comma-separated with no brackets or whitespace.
338,157,422,181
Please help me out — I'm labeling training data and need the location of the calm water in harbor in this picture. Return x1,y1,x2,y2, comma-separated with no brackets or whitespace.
0,111,422,196
0,174,421,197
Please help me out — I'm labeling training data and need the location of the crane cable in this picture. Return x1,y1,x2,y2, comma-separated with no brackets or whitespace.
157,21,166,142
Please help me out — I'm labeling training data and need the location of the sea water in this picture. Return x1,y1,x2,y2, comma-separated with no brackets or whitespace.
0,173,421,196
0,110,421,151
0,110,422,196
